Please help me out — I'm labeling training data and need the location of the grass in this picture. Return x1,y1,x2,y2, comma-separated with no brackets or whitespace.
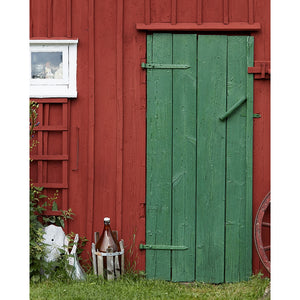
30,273,270,300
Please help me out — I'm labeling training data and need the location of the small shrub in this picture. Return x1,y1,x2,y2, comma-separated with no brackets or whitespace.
29,185,49,282
29,185,77,282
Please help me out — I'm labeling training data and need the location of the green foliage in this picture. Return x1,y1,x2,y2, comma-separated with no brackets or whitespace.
30,101,39,153
37,190,75,228
67,232,88,257
30,185,76,282
29,185,50,282
30,187,74,277
30,101,39,137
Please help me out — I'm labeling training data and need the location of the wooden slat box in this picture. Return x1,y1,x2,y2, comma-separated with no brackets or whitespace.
91,231,124,280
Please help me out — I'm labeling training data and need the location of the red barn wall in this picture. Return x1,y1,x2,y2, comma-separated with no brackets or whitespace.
30,0,270,275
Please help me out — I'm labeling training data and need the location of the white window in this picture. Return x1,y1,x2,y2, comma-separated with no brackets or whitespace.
30,40,78,98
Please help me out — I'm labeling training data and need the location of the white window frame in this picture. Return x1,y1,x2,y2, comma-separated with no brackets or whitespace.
30,40,78,98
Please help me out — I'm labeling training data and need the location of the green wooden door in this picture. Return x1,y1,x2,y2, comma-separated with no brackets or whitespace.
145,33,254,283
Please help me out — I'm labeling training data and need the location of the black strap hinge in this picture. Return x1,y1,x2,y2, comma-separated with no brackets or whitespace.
139,244,188,250
141,62,190,69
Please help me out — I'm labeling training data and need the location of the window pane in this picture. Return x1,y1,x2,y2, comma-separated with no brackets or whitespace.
31,52,63,79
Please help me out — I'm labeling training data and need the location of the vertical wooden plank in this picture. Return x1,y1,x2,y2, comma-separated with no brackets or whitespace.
52,0,67,36
248,0,254,24
245,36,254,279
37,104,44,185
176,0,197,23
171,0,177,25
202,0,224,23
115,256,120,278
67,0,72,37
225,36,247,282
116,0,124,238
251,0,270,275
172,34,197,282
62,103,69,232
47,0,53,37
197,0,202,24
196,35,227,283
106,248,114,280
146,33,172,280
62,102,68,197
30,0,33,38
223,0,229,24
145,0,151,24
31,0,48,37
146,35,154,280
97,254,104,277
92,243,97,275
151,0,172,23
43,104,50,184
71,126,79,171
119,239,124,275
86,0,95,246
122,0,147,273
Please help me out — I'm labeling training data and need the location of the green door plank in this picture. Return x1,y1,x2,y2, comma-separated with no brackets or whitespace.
225,36,248,282
225,36,253,282
245,36,254,280
172,34,197,282
196,35,227,283
146,33,173,280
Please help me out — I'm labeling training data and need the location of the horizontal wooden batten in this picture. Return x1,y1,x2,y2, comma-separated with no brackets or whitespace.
136,22,261,31
30,38,78,43
31,155,69,161
34,126,68,131
32,183,68,189
31,98,68,104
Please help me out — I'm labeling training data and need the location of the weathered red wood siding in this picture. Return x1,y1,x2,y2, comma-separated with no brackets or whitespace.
30,0,270,275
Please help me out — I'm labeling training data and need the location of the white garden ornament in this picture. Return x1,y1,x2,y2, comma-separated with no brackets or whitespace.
43,225,86,280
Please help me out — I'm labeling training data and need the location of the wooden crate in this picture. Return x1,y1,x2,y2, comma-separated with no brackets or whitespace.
91,232,124,280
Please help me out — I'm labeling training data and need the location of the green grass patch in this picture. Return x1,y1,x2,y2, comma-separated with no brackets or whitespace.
30,273,270,300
